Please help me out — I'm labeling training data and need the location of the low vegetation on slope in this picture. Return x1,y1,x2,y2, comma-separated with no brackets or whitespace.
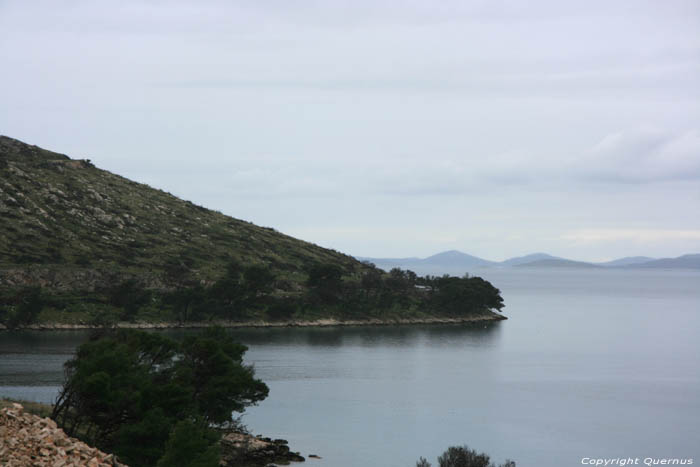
0,135,360,288
0,136,505,327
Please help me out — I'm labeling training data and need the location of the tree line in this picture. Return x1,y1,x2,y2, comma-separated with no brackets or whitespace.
0,261,504,327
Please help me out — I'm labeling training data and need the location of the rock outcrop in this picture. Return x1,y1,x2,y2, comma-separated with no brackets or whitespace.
220,432,305,466
0,403,126,467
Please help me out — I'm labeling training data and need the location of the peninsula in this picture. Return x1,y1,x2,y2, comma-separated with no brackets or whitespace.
0,136,506,329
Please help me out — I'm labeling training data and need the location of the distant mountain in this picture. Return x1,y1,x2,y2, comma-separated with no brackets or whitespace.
629,254,700,269
422,250,497,267
514,258,600,269
358,250,495,276
501,253,562,266
356,256,421,267
597,256,656,267
358,250,700,273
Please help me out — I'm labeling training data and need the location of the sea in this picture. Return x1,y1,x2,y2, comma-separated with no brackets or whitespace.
1,267,698,466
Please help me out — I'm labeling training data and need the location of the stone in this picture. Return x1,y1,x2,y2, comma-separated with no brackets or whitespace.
0,404,127,467
220,432,306,466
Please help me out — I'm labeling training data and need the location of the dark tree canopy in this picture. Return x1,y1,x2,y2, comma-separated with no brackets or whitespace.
1,260,506,329
417,445,515,467
0,286,44,329
51,328,268,467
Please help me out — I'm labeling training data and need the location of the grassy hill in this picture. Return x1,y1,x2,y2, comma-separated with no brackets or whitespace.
0,135,363,290
0,135,505,327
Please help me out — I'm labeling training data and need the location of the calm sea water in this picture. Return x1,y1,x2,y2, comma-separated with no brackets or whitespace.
1,268,699,466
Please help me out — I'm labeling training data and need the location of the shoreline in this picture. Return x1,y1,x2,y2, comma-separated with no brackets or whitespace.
2,312,507,331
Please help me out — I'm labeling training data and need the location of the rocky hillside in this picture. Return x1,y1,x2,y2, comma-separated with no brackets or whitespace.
0,135,365,291
0,403,126,466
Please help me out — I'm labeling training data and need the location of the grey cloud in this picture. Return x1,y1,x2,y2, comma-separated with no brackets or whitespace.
1,0,699,258
577,129,700,183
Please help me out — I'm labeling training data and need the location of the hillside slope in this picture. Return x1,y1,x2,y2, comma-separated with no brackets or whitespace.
0,135,363,291
631,254,700,269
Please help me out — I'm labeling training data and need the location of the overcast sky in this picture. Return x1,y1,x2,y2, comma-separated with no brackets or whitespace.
1,0,699,261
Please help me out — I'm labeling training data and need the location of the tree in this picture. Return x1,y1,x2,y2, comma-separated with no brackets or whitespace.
206,261,276,319
156,419,221,467
108,279,151,321
242,265,275,304
178,328,269,424
307,263,344,304
1,286,44,329
416,445,515,467
51,328,268,466
360,267,383,298
438,446,491,467
428,276,504,316
164,285,206,323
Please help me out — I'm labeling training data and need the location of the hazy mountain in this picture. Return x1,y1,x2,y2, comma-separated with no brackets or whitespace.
629,254,700,269
422,250,497,267
356,256,421,267
501,253,562,266
361,250,700,272
0,135,367,291
514,258,601,268
597,256,656,267
358,250,495,276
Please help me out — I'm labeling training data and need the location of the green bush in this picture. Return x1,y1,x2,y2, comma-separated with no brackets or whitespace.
416,445,515,467
51,328,268,466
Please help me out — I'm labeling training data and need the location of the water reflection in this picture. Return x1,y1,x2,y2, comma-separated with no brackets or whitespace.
0,322,502,391
0,330,91,355
223,321,503,348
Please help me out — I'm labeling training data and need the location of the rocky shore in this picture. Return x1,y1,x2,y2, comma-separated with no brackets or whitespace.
220,432,305,466
1,312,506,331
0,401,307,467
0,403,126,467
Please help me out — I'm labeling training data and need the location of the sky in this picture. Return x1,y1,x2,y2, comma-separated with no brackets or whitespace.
1,0,699,262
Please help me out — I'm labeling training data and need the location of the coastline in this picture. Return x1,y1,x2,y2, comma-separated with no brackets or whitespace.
1,312,506,331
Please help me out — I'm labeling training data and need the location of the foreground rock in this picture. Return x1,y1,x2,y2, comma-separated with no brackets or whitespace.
0,403,126,467
220,432,305,466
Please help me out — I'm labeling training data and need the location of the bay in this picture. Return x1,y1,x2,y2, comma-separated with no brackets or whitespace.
1,268,698,466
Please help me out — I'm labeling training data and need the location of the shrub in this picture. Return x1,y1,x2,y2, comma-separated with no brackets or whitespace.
51,328,268,466
416,445,515,467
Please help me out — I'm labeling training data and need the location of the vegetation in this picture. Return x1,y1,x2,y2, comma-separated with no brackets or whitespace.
0,135,363,287
50,328,267,467
0,286,44,329
0,397,53,418
0,136,505,326
416,445,515,467
0,261,504,327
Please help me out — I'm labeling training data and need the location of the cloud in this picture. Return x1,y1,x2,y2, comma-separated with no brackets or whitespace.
1,0,699,259
142,127,700,202
562,228,700,244
576,128,700,182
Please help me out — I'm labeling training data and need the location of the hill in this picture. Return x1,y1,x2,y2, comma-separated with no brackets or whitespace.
360,250,700,272
0,135,363,291
597,256,656,267
500,253,562,266
513,258,600,269
0,136,506,327
358,250,495,276
422,250,496,267
630,254,700,269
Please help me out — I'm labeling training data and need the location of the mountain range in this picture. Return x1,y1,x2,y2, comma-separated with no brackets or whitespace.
358,250,700,275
